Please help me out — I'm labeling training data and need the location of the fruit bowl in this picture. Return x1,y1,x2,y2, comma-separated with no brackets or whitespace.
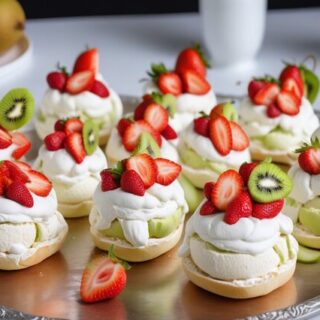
1,95,320,320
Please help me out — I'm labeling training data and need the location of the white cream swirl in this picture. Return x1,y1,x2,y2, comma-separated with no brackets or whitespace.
35,145,107,185
90,180,188,247
179,202,293,256
0,143,17,161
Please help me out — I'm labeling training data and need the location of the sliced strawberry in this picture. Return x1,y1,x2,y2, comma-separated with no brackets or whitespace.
239,162,257,185
229,121,249,151
65,70,95,95
90,80,110,98
64,132,86,164
194,116,210,137
180,69,211,95
120,169,146,196
134,100,150,121
158,72,183,96
253,83,280,106
154,158,181,186
122,120,162,152
0,127,12,149
47,72,67,92
125,154,157,188
117,118,132,137
200,200,216,216
80,256,127,303
204,182,215,200
224,191,252,224
282,78,303,99
279,65,304,97
266,103,281,118
143,102,169,132
44,131,66,151
209,116,232,156
11,132,31,160
211,170,244,211
276,90,301,115
54,120,65,132
64,118,84,136
6,181,34,208
298,148,320,175
0,163,11,194
73,48,99,76
3,160,30,184
100,169,120,192
161,125,177,140
252,199,284,219
25,170,52,197
248,80,267,101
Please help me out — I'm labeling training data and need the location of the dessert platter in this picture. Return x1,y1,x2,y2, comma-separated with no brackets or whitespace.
1,46,320,320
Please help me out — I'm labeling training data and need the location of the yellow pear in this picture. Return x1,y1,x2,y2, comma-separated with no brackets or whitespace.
0,0,26,54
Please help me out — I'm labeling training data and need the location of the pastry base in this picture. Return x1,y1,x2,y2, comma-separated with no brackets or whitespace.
58,199,93,218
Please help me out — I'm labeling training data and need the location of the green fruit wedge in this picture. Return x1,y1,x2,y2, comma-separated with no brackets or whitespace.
133,132,161,158
298,244,320,263
300,65,320,104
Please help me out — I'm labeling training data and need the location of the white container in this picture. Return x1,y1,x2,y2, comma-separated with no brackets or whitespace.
200,0,267,69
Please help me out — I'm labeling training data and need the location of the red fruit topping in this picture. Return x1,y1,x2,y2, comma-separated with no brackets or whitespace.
204,182,215,200
282,78,303,99
161,125,177,140
44,131,66,151
73,48,99,76
143,102,169,132
194,116,210,137
0,127,12,149
211,170,244,211
239,162,257,185
279,65,304,97
65,70,95,95
229,121,249,151
200,200,216,216
209,116,232,156
248,80,267,101
64,118,84,136
252,199,284,219
25,170,52,197
90,80,110,98
125,154,157,188
11,132,31,160
47,72,67,91
180,69,211,95
266,103,281,118
100,169,119,192
175,46,208,78
276,90,301,115
3,160,30,184
122,120,162,152
14,161,32,173
143,94,153,102
253,83,280,106
158,72,183,96
117,118,132,137
134,100,150,121
64,132,86,164
6,181,34,208
120,169,145,196
154,158,182,186
54,120,65,132
298,147,320,175
80,256,127,303
224,191,252,225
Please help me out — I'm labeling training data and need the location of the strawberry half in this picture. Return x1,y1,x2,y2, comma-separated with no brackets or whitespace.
276,90,300,115
239,162,257,185
25,170,52,197
11,132,31,160
3,161,30,184
209,116,232,156
252,199,284,219
154,158,182,186
161,125,177,140
64,118,84,136
200,200,216,216
282,78,303,99
125,154,157,188
143,102,169,132
80,256,126,303
158,72,183,96
253,83,280,106
229,121,249,151
194,116,210,137
248,80,267,101
134,99,151,120
64,132,86,164
117,118,132,137
224,191,252,224
0,127,12,149
298,147,320,175
279,65,304,97
266,103,281,118
90,80,110,98
120,169,145,196
6,181,34,208
65,70,95,95
44,131,66,151
204,182,215,200
73,48,99,76
180,69,211,95
211,170,244,211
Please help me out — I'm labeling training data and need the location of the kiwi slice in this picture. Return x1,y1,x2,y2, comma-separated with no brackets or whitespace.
82,119,99,155
152,92,176,118
248,162,292,203
300,66,320,104
0,88,34,130
133,132,161,158
298,244,320,263
220,102,238,122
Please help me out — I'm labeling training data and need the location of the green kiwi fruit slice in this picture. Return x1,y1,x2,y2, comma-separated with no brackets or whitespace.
298,244,320,263
152,92,176,118
0,88,34,131
82,119,99,155
300,66,320,104
133,132,161,157
248,162,292,203
220,102,238,122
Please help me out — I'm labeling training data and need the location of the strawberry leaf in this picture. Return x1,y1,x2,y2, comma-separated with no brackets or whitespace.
108,245,131,270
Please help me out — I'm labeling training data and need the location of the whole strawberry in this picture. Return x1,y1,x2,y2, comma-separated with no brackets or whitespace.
296,139,320,175
239,162,257,185
252,199,284,219
120,170,145,196
47,72,68,92
194,115,210,137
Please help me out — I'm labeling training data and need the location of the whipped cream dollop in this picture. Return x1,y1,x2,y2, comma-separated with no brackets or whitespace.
105,127,179,163
0,143,18,161
179,202,293,256
143,80,217,133
179,123,250,167
240,97,319,139
35,145,107,185
90,180,188,247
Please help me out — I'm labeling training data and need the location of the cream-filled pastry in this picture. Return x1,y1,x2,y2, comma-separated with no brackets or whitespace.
179,160,297,299
89,154,188,262
34,118,107,218
35,48,123,145
0,160,68,270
